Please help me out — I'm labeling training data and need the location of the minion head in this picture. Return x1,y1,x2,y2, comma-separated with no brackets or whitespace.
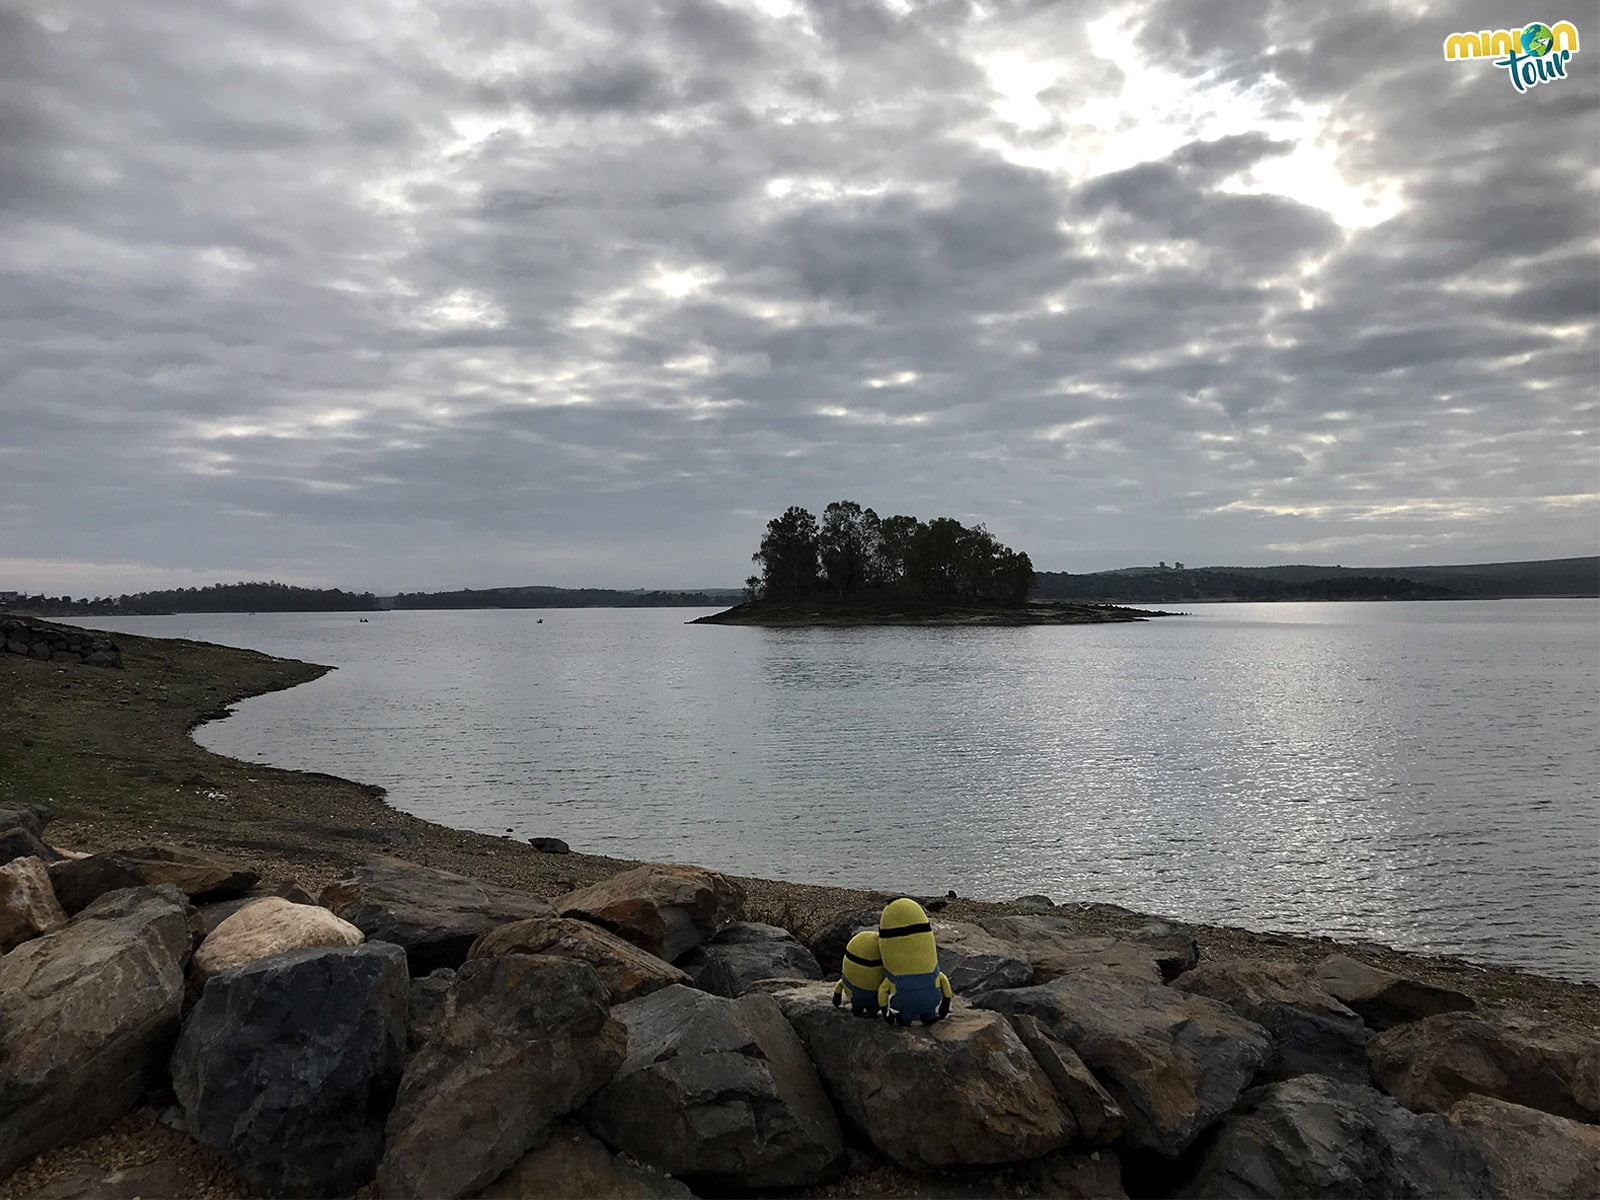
878,897,939,977
839,929,883,993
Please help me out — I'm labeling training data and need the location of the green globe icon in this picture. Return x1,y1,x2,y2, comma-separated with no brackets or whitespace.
1521,22,1554,55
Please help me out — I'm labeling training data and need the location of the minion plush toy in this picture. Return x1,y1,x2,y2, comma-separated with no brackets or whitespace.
831,929,885,1017
876,898,953,1026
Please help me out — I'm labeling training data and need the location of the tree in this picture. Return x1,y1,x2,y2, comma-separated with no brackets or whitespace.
818,500,880,596
874,514,923,587
752,506,820,600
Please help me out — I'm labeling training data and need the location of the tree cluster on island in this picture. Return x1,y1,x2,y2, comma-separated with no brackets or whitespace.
744,501,1035,606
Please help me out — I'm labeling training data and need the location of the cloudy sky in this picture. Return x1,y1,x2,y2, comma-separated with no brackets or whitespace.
2,0,1595,594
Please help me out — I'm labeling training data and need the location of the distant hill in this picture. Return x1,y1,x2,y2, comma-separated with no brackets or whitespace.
1032,557,1599,604
1,581,381,617
389,586,741,610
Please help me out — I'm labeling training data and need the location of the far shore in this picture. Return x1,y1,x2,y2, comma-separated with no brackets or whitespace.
1,616,1595,1034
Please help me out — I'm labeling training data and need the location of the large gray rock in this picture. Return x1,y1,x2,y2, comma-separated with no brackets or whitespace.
928,919,1035,995
762,980,1073,1172
1008,1013,1126,1146
675,922,823,996
1173,958,1371,1083
468,915,689,1004
320,856,554,973
1368,1011,1600,1122
0,854,68,952
581,985,844,1189
976,966,1271,1157
1448,1094,1600,1200
0,804,52,840
1181,1074,1493,1198
46,846,258,915
0,886,193,1180
1315,953,1474,1030
977,914,1165,984
105,845,258,900
0,827,63,868
803,905,882,977
171,942,409,1199
379,954,626,1199
1124,919,1202,981
555,864,744,962
407,967,455,1055
47,853,147,915
481,1120,692,1199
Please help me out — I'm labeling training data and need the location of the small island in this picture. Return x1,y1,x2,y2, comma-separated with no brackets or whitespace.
693,501,1171,626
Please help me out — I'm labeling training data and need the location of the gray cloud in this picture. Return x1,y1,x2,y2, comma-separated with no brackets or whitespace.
0,0,1594,593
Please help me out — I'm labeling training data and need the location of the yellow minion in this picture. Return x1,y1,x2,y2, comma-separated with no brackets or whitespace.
876,898,953,1025
831,929,884,1017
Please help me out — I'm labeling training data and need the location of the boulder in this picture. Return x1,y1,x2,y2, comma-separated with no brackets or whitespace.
1367,1011,1600,1122
555,864,743,962
468,916,688,1004
481,1120,692,1199
581,985,844,1189
194,880,317,934
171,942,409,1198
0,826,63,868
976,966,1271,1157
675,922,823,996
0,886,193,1180
1008,1013,1126,1146
528,837,571,854
803,905,883,977
1315,953,1474,1029
1125,919,1201,981
1448,1094,1600,1200
0,854,68,952
977,914,1164,984
928,919,1035,995
1173,958,1371,1082
190,897,364,981
379,954,626,1199
1180,1073,1493,1198
762,980,1073,1171
320,856,554,973
47,853,147,915
0,804,52,840
105,845,258,901
407,968,455,1054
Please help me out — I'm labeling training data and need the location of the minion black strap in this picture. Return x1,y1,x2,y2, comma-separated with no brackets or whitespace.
879,922,932,938
844,949,882,967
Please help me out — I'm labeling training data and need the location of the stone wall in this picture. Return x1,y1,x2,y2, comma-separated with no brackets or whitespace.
0,616,122,668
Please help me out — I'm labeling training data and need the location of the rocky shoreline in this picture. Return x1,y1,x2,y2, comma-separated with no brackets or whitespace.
1,616,1598,1198
2,830,1598,1200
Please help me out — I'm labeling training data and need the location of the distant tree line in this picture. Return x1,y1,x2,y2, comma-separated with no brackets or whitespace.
745,501,1034,606
392,586,723,609
0,581,381,616
1033,568,1455,603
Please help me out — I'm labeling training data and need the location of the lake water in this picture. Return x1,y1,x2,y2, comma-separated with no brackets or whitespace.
75,601,1599,983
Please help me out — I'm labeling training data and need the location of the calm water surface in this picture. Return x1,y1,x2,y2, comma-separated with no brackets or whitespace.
78,601,1599,982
